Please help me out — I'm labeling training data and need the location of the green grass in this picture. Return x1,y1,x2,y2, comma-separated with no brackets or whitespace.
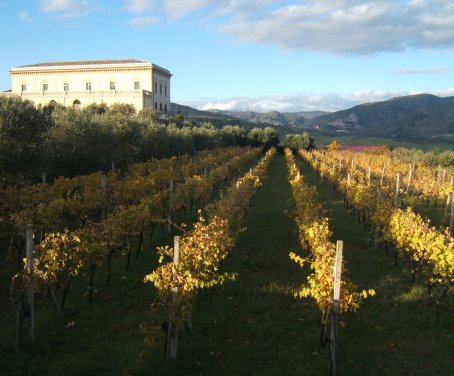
0,230,162,375
297,157,454,375
146,153,327,375
1,153,453,375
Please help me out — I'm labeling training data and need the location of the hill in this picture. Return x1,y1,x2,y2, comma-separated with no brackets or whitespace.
171,103,328,128
172,94,454,145
206,110,328,127
304,94,454,139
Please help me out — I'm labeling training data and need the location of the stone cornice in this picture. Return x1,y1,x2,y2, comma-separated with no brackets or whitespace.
10,66,155,76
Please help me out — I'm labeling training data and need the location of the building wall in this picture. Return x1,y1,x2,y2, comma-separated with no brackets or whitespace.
14,89,148,110
152,70,171,113
6,61,171,112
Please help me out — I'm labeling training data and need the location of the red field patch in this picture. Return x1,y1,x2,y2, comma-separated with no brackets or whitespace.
336,145,384,152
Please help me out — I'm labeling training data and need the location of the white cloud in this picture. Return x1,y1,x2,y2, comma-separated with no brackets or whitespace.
394,67,449,74
176,88,454,113
163,0,213,19
40,0,91,17
350,89,408,100
124,0,454,54
218,1,412,54
128,15,158,26
431,88,454,97
199,99,239,111
18,11,32,22
126,0,155,13
228,0,454,54
178,92,357,113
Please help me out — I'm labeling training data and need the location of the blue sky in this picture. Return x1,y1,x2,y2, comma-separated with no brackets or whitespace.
1,0,454,112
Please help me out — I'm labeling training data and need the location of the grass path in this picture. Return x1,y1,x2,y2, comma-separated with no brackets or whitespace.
160,153,329,375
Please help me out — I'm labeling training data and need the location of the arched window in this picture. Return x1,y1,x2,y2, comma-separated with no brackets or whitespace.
73,99,81,111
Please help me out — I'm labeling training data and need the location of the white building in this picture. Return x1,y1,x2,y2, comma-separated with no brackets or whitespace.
2,59,171,112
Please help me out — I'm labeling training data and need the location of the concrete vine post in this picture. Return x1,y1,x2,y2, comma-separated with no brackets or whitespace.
380,163,386,186
394,173,401,207
333,240,343,308
406,163,412,193
26,224,35,344
444,191,452,218
331,240,343,376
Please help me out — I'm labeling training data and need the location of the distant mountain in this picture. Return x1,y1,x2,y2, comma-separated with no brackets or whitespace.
170,103,316,131
304,94,454,138
206,110,329,127
172,94,454,141
171,103,246,128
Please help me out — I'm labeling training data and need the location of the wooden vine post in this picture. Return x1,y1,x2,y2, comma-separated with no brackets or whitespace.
450,192,454,237
17,224,35,347
101,174,107,221
167,180,174,234
345,174,351,209
374,190,382,247
166,236,180,367
171,236,180,359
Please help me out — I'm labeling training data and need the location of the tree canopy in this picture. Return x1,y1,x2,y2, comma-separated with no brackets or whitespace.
0,98,283,183
284,133,315,151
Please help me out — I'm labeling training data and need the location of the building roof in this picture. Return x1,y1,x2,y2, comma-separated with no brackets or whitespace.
11,59,171,76
16,59,149,68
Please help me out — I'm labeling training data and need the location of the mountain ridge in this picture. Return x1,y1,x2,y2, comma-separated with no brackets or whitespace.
176,93,454,139
304,93,454,138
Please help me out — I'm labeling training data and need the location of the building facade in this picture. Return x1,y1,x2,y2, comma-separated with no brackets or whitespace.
3,59,171,112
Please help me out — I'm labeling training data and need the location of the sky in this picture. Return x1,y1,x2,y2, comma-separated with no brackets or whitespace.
1,0,454,112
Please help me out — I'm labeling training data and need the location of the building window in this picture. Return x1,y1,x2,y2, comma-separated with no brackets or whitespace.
160,103,162,111
134,81,140,90
160,84,162,95
155,102,157,109
165,85,167,96
21,84,26,92
110,82,116,90
165,104,167,112
64,83,69,92
43,83,48,92
86,82,92,91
